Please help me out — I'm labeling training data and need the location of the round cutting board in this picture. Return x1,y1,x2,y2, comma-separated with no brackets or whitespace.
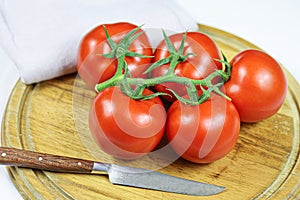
2,24,300,200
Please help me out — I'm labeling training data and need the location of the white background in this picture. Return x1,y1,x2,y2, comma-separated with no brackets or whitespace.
1,1,299,199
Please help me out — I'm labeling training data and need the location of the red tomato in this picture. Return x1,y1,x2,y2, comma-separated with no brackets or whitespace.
152,32,222,101
166,94,240,163
225,49,287,122
89,86,166,159
77,22,153,89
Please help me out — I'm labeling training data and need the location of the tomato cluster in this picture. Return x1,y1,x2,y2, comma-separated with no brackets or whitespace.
77,22,287,163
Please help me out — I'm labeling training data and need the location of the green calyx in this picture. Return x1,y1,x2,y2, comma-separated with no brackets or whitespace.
95,25,232,105
98,25,153,60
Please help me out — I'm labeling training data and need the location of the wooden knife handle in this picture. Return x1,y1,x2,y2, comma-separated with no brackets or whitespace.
0,147,94,173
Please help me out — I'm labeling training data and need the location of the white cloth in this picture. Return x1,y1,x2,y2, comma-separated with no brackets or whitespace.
0,0,197,84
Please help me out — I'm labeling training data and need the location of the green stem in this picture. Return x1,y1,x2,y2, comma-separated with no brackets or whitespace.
166,54,179,75
96,72,191,93
95,74,124,92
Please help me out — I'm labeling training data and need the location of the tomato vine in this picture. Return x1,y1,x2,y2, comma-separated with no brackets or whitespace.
94,25,232,105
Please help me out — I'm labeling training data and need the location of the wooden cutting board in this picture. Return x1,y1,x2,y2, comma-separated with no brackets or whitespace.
1,24,300,200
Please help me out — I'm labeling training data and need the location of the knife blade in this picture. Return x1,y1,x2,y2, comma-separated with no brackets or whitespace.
0,147,225,196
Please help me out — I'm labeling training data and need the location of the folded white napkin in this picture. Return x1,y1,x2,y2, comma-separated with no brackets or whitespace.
0,0,197,84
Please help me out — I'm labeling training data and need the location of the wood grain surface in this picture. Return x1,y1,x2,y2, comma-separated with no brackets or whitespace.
1,24,300,200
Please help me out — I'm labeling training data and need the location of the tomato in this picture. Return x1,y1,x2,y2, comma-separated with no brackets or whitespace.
152,32,222,101
225,49,288,122
166,94,240,163
89,86,166,159
77,22,153,89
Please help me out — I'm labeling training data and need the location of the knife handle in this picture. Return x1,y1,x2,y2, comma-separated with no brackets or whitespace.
0,147,97,173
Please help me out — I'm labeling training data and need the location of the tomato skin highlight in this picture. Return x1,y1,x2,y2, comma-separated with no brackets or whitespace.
225,49,288,122
152,32,222,102
89,86,166,159
166,95,240,163
77,22,153,89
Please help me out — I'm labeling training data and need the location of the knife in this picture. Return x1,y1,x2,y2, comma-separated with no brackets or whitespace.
0,147,225,196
